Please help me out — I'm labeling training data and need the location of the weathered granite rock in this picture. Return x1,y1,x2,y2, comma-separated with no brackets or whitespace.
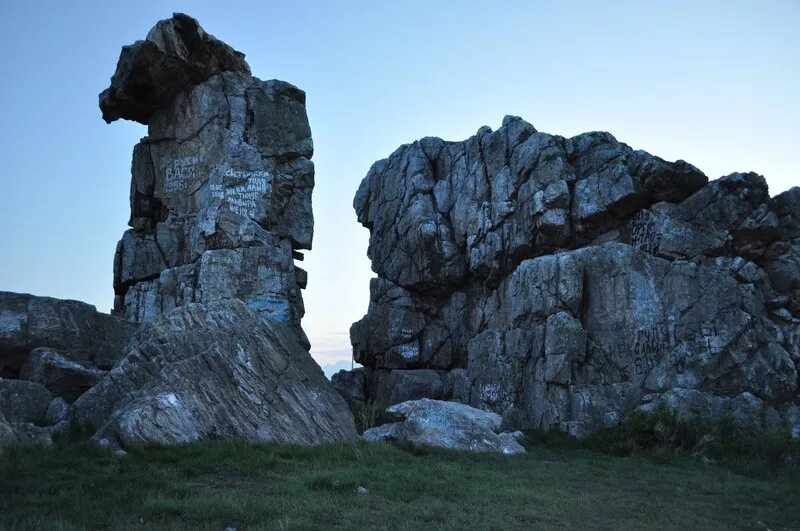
350,116,800,437
0,410,54,455
45,397,70,425
0,379,52,424
331,368,366,408
20,348,106,401
0,292,135,378
363,398,525,454
71,300,357,449
637,388,800,435
100,13,250,124
104,14,313,345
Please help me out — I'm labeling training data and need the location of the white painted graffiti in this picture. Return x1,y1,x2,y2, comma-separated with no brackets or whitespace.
164,154,204,193
210,167,271,218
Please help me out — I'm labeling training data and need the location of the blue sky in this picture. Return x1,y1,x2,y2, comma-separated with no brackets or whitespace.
0,0,798,372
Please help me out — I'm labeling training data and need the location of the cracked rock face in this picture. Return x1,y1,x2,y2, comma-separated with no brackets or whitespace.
0,291,134,452
350,116,800,437
0,291,134,380
105,14,313,346
99,12,251,124
71,300,357,448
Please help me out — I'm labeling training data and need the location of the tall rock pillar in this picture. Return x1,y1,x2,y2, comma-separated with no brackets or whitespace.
103,13,313,344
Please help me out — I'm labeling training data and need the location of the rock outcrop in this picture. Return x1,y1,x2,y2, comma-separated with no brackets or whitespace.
105,13,313,347
72,14,356,449
331,368,366,408
349,116,800,437
0,379,71,454
0,292,134,383
0,292,134,452
72,300,357,448
363,398,525,454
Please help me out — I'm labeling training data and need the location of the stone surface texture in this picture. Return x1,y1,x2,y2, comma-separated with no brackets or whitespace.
350,116,800,437
105,13,314,348
71,300,357,449
363,398,525,454
0,292,133,452
0,292,134,381
331,368,366,408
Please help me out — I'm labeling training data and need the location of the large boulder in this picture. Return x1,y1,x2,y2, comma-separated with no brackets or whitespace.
0,379,52,425
363,399,525,454
0,291,135,378
71,300,357,448
0,410,54,455
20,348,107,402
351,116,800,437
103,14,314,350
331,368,366,408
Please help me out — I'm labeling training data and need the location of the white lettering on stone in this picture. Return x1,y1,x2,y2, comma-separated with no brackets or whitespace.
164,153,204,193
211,167,272,219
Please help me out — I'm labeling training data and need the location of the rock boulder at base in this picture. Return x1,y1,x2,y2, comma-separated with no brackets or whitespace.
350,115,800,437
20,347,106,402
0,291,135,378
71,300,357,449
0,410,54,455
331,368,366,408
363,398,525,454
0,379,52,425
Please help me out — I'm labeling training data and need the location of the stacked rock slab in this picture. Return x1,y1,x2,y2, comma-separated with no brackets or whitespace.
72,300,357,448
105,13,313,344
0,292,134,452
350,116,800,436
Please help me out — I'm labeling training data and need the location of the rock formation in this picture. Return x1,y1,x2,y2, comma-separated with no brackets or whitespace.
0,292,133,452
72,300,357,448
76,14,356,447
349,116,800,437
363,399,525,454
2,13,355,453
106,13,313,347
0,291,134,379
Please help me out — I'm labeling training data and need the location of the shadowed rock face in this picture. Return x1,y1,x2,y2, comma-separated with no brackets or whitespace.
0,291,133,452
71,300,357,448
104,14,314,345
100,13,250,124
0,291,135,379
350,116,800,437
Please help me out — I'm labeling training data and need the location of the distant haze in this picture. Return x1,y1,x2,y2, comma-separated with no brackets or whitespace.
1,0,798,369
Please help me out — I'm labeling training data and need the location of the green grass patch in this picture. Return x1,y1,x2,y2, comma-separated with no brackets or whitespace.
2,433,798,530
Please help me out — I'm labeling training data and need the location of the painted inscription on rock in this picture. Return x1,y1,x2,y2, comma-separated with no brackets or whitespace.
210,168,271,219
630,210,661,254
583,320,723,383
164,154,204,193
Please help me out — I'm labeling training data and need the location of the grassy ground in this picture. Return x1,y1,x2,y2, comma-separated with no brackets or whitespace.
1,436,798,530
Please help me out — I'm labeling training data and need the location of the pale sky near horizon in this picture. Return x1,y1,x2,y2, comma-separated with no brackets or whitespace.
0,1,798,373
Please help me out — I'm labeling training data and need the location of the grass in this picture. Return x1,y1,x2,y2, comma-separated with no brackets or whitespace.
1,434,799,530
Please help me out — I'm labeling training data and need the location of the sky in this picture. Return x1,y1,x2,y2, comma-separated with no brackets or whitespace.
0,0,798,374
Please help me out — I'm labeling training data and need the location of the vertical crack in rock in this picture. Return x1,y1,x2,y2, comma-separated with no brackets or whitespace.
349,115,800,437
